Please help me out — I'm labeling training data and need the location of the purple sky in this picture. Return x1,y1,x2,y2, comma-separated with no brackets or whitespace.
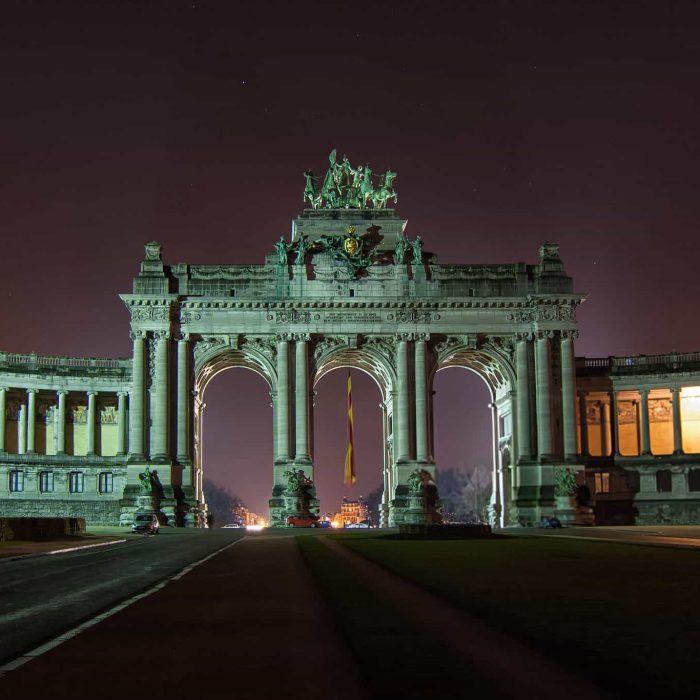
3,1,700,513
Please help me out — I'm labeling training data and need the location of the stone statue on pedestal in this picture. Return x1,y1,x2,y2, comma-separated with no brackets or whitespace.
274,237,290,266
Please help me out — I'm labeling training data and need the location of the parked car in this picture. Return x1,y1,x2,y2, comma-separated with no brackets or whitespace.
287,514,320,528
132,513,160,535
539,516,562,529
222,523,243,528
318,520,332,528
347,520,371,529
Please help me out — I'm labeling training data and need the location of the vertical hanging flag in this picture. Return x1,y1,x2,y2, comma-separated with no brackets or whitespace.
344,370,356,485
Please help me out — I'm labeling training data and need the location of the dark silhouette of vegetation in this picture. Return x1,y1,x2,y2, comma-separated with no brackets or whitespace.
203,479,245,527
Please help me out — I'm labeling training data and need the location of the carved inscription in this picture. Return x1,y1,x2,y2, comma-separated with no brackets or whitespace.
322,312,383,324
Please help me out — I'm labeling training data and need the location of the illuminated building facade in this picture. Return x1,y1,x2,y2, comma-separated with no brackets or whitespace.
335,497,370,527
0,194,698,527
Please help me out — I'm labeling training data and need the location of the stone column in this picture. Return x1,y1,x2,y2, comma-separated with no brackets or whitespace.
18,403,27,454
640,388,651,455
177,335,190,461
599,400,609,456
490,401,502,525
276,336,290,461
26,389,38,453
152,332,170,459
560,332,578,460
129,332,146,459
117,391,127,455
535,334,553,461
86,391,97,455
56,390,67,454
672,387,683,455
415,336,428,462
611,391,621,456
578,392,589,457
0,388,6,452
396,336,410,461
295,335,310,461
515,335,532,461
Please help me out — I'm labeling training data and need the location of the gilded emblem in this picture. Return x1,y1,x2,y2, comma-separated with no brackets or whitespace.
344,237,359,256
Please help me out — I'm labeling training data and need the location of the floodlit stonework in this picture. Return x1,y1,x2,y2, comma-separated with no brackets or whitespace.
1,201,699,527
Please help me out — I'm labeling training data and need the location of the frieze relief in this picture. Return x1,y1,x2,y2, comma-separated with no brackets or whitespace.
362,336,396,362
181,309,202,324
313,336,345,362
267,309,312,324
506,304,576,324
193,336,228,362
434,335,475,362
130,306,171,322
242,336,277,362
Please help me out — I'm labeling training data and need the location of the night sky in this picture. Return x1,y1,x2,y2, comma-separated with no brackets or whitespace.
3,1,700,514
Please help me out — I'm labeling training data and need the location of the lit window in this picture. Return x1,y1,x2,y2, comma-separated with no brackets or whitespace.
98,472,113,494
39,471,54,493
594,472,610,494
69,472,84,494
9,470,24,492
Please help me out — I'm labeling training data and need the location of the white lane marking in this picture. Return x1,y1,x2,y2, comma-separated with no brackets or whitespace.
1,538,128,564
0,536,244,676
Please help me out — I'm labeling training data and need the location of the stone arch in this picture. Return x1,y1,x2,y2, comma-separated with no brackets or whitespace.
430,338,517,528
191,338,278,512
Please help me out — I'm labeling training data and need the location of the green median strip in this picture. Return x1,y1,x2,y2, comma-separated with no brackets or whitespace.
340,535,700,700
297,535,492,700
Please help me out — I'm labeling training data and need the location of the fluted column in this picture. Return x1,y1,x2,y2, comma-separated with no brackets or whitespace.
640,389,651,455
56,390,67,454
86,391,97,455
295,335,309,461
415,336,428,462
18,403,27,454
396,336,410,461
515,335,532,461
672,387,683,454
599,401,610,456
560,332,578,460
26,389,38,453
535,334,553,460
117,391,127,455
0,388,6,452
611,391,620,456
152,331,169,459
177,335,190,461
578,392,589,457
276,336,290,461
129,332,146,459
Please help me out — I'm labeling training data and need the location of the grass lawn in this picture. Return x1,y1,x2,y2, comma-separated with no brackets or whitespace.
297,535,495,699
336,534,700,700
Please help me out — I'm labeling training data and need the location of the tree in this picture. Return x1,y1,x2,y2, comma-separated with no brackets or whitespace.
364,483,384,525
436,465,492,523
202,479,245,527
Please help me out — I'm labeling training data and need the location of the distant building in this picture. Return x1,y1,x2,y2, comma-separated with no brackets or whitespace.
335,496,370,527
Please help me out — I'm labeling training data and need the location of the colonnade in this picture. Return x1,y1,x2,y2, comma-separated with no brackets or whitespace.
514,331,578,464
578,386,688,458
0,386,127,456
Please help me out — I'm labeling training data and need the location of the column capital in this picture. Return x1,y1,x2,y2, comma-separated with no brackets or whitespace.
153,330,171,341
56,389,69,396
116,390,128,398
87,390,98,397
560,329,579,340
396,332,413,342
294,332,311,342
515,332,533,342
26,388,39,394
275,333,293,343
177,332,191,342
535,330,554,340
415,333,430,343
130,330,145,341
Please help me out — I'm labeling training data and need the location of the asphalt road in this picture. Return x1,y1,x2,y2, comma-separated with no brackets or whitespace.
0,529,244,665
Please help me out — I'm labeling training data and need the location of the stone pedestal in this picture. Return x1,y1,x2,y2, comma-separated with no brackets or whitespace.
554,495,595,526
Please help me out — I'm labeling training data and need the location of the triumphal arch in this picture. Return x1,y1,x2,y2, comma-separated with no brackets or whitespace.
3,151,699,526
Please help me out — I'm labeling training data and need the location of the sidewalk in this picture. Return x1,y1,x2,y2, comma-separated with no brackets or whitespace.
0,531,367,700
